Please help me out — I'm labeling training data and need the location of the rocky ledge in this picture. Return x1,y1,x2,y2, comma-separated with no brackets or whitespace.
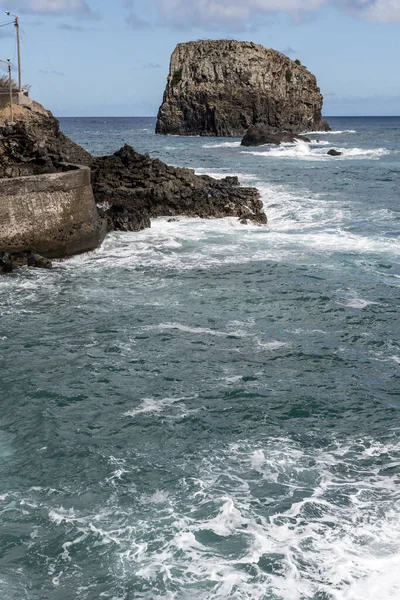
0,101,267,269
241,125,311,147
92,145,266,231
156,40,330,136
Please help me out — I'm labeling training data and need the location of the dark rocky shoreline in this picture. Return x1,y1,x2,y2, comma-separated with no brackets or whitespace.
92,145,266,232
0,102,267,271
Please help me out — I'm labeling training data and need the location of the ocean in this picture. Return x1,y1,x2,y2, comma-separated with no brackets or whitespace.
0,117,399,599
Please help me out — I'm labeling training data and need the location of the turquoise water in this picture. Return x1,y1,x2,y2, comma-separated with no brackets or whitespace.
0,118,399,599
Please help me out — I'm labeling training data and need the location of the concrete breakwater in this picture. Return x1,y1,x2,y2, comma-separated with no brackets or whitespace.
0,164,106,258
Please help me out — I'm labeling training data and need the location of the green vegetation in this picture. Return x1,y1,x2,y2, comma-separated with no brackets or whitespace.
171,68,183,86
285,69,292,83
294,59,301,66
0,74,16,87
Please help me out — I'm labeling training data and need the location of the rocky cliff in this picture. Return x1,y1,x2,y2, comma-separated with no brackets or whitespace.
0,102,91,179
156,40,330,136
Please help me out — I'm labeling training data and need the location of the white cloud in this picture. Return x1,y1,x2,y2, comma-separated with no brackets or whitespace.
0,0,95,17
337,0,400,21
152,0,326,28
125,0,400,29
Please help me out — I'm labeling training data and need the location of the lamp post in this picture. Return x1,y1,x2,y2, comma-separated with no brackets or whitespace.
5,11,22,94
0,58,13,123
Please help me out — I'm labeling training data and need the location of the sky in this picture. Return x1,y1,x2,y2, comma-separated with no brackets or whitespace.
0,0,399,116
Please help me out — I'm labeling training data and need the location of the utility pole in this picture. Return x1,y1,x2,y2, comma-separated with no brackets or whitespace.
5,12,22,94
7,59,13,122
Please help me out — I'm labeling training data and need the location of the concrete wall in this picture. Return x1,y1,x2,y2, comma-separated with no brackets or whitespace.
0,165,106,258
0,90,29,110
0,91,17,111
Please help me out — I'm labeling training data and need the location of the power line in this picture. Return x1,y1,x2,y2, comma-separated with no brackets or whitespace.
0,20,14,27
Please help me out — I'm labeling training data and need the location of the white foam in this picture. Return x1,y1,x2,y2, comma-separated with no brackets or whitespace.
202,141,241,149
335,289,380,309
61,209,399,279
241,141,389,161
148,490,170,504
257,339,290,350
250,449,266,470
106,436,400,599
341,298,377,309
9,433,395,600
146,322,245,338
305,129,357,135
123,396,183,418
310,139,330,145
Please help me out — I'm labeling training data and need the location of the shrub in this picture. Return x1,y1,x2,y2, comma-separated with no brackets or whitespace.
294,59,301,66
0,74,16,87
285,69,292,83
171,68,183,86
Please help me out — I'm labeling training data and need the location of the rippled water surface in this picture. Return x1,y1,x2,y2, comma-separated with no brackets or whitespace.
1,117,399,599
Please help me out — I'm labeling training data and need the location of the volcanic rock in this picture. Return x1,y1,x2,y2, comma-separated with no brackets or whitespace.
0,101,91,179
241,125,311,147
0,252,13,273
156,40,330,136
27,253,53,269
91,145,267,231
327,149,343,156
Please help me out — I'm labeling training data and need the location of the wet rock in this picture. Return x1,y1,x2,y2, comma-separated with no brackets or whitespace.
327,149,343,156
27,253,53,269
91,144,267,230
241,125,311,147
0,252,13,273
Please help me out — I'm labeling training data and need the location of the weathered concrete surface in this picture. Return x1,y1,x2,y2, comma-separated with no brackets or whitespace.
0,165,106,258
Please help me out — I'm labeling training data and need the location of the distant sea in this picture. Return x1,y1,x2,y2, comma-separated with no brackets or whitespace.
1,117,399,600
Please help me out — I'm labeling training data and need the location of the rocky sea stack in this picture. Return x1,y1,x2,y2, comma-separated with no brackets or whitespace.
156,40,330,137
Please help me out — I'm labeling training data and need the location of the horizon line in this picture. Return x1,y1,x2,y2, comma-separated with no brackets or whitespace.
56,115,400,119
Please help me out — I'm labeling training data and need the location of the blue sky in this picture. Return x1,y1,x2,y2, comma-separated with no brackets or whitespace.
0,0,399,116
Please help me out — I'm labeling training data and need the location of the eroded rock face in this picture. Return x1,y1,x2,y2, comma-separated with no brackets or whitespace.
156,40,330,136
0,101,91,179
241,125,311,147
92,145,267,231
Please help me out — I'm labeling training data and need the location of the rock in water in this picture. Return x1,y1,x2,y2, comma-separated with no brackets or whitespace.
156,40,330,136
327,149,343,156
0,252,13,274
241,125,311,147
27,253,53,269
91,145,267,230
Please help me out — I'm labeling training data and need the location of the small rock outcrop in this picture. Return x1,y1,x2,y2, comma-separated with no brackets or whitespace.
327,149,343,156
241,125,311,147
92,145,267,231
156,40,330,137
0,250,53,273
